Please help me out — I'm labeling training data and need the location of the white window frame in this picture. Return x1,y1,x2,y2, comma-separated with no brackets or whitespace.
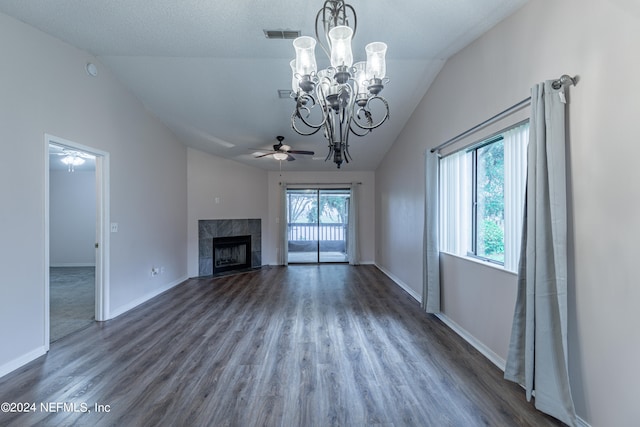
439,121,529,272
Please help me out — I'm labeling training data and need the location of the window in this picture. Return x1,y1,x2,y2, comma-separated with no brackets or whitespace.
472,137,505,263
439,122,529,272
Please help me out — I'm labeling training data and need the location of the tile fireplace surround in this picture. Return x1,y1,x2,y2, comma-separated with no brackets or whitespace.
198,219,261,276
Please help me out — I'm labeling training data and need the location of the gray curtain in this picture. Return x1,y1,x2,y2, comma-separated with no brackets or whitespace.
279,183,288,266
504,81,577,426
347,183,360,265
422,150,440,313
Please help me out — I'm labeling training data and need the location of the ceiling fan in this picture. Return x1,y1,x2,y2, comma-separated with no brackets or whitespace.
49,145,95,171
253,136,314,161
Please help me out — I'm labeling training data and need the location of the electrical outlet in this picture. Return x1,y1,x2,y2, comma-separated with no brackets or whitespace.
151,267,159,277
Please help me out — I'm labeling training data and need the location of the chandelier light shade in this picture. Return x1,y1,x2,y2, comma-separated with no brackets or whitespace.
290,59,298,93
293,36,317,76
290,0,390,168
328,26,353,68
365,42,387,80
353,61,367,95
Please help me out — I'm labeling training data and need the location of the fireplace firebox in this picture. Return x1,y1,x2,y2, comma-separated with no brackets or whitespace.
212,235,252,274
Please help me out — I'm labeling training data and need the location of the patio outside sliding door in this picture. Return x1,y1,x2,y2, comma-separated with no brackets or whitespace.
286,188,349,263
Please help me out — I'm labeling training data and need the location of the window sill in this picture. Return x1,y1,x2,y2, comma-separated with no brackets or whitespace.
439,251,518,277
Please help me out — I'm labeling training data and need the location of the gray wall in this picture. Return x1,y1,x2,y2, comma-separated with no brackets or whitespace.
187,148,268,277
375,0,640,425
0,12,188,375
49,170,96,266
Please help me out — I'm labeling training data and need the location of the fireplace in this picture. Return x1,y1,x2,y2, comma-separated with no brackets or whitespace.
212,235,252,274
198,219,261,276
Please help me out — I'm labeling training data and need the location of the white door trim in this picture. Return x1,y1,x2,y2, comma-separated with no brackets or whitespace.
44,134,110,350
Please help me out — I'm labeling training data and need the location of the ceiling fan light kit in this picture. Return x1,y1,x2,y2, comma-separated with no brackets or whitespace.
290,0,390,168
253,136,315,163
50,145,95,172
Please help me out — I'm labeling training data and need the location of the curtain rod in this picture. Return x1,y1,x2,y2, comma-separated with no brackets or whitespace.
279,182,361,186
430,74,577,154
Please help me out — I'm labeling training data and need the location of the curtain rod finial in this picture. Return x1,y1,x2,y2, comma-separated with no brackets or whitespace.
552,75,577,90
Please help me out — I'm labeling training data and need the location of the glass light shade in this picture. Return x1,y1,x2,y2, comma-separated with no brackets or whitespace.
328,26,353,68
290,59,299,93
365,42,387,79
293,36,317,76
317,69,332,87
273,152,288,161
353,61,367,95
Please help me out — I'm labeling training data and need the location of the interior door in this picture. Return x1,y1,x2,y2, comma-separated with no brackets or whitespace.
45,135,109,350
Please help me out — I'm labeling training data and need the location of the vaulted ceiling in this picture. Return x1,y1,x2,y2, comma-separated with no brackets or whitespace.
1,0,528,171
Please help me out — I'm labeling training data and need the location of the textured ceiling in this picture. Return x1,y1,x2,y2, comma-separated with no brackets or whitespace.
0,0,528,171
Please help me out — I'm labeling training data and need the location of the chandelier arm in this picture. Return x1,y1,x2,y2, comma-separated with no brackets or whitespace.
292,94,328,130
326,106,336,143
344,3,357,38
341,120,350,164
291,105,323,136
351,96,390,131
339,82,368,138
294,105,327,130
324,144,334,162
344,139,353,162
292,116,323,136
324,110,336,162
315,6,331,59
348,122,370,137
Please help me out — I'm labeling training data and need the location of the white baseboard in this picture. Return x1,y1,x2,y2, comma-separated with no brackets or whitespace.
374,264,504,370
375,265,505,369
108,275,189,320
0,346,47,379
435,312,506,371
374,263,422,302
374,264,592,427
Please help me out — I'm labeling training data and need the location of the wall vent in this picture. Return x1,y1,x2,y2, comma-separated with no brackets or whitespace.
278,89,293,99
264,30,301,40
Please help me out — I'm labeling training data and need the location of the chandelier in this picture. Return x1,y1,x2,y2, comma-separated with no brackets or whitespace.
290,0,390,168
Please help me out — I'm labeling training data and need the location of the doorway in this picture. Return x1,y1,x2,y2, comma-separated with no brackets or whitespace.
45,135,109,348
286,188,350,263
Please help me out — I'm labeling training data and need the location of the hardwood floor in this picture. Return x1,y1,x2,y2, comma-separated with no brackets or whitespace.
0,265,564,426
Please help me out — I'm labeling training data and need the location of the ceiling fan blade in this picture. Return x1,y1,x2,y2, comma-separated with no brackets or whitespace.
287,150,315,155
254,152,275,158
286,154,296,161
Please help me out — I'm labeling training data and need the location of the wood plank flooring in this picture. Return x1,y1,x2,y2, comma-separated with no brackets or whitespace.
0,265,564,426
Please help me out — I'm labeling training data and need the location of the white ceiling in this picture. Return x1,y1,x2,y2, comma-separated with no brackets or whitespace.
1,0,528,171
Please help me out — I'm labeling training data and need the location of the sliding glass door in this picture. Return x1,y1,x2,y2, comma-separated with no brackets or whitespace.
287,188,350,263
